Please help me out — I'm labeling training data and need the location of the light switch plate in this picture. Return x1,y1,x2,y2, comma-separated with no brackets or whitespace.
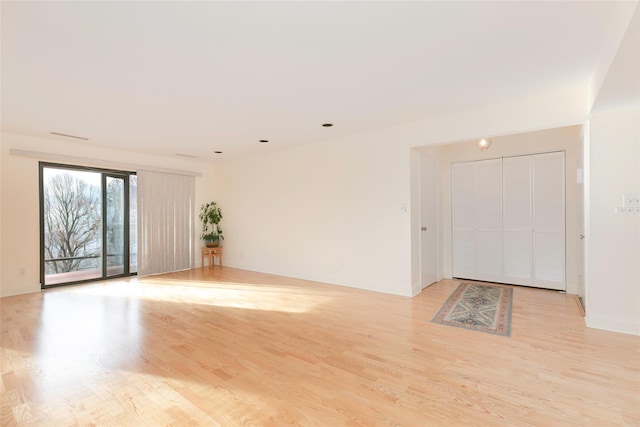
623,194,640,207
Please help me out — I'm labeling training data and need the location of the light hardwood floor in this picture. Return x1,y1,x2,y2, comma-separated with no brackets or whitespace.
1,267,639,426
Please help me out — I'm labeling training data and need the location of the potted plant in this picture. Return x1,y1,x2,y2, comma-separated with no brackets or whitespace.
199,201,224,247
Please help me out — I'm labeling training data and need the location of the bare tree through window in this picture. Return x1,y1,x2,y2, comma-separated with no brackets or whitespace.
41,165,137,286
43,172,101,274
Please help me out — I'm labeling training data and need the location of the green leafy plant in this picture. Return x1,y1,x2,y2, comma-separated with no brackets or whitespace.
199,201,224,242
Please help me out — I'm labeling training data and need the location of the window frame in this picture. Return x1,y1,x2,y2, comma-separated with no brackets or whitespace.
39,162,137,288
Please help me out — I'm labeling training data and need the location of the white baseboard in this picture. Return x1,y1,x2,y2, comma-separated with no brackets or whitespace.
585,315,640,336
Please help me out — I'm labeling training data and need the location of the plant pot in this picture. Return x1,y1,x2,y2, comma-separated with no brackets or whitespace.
205,236,220,248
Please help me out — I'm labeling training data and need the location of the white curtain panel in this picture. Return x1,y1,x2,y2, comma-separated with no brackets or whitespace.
137,170,195,276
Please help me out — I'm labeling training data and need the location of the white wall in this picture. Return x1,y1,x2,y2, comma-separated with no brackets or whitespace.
0,132,215,297
585,107,640,335
0,84,587,299
215,132,414,296
583,3,639,335
0,83,593,303
431,126,581,294
215,85,588,297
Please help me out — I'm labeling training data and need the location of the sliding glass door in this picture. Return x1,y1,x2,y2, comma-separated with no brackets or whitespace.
105,175,127,278
40,163,137,287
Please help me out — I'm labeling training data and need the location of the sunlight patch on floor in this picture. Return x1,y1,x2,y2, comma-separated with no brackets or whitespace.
68,278,331,314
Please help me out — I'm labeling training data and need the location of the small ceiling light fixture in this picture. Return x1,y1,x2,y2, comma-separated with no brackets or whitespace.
477,138,492,152
259,139,269,143
322,123,333,127
214,151,223,154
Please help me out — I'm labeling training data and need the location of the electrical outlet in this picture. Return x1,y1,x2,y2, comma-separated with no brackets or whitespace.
18,268,25,276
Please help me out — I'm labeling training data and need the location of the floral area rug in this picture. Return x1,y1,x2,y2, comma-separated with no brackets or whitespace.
431,282,513,336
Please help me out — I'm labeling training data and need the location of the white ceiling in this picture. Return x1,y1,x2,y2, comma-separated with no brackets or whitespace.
0,1,627,162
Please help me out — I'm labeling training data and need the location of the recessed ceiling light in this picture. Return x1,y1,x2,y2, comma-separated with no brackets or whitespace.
214,151,223,154
322,123,333,127
259,139,269,143
50,131,90,141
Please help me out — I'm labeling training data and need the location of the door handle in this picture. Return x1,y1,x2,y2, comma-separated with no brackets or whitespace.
421,226,427,231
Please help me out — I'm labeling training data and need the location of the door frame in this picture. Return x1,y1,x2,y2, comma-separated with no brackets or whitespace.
39,162,136,288
103,173,131,279
576,126,587,313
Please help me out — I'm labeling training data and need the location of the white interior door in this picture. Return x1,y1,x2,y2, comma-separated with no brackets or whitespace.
577,135,586,312
420,154,438,288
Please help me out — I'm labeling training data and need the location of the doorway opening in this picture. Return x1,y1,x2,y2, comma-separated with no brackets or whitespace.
39,163,137,288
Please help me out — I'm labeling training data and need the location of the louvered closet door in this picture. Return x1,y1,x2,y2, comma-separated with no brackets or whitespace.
452,162,476,279
503,156,533,286
475,159,503,282
532,152,565,290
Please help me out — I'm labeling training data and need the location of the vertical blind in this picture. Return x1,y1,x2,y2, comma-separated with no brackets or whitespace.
137,170,195,276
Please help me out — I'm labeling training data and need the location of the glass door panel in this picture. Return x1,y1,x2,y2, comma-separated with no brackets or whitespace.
129,175,138,274
42,168,103,286
105,175,126,277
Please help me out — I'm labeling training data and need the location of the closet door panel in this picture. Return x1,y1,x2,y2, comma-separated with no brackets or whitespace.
452,229,476,279
533,153,564,232
476,159,502,231
452,162,476,279
475,159,502,282
534,231,565,285
533,152,565,289
452,153,565,289
503,156,532,232
503,156,532,285
476,230,503,282
503,231,532,285
452,163,476,229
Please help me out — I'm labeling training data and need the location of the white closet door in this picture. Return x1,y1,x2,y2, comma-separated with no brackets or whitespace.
452,162,476,279
475,159,503,282
503,156,533,286
533,152,565,290
452,153,565,289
